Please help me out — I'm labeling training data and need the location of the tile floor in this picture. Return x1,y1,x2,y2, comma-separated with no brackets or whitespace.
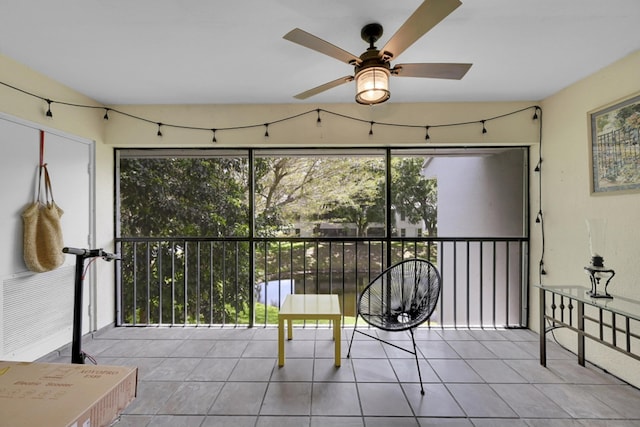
39,326,640,427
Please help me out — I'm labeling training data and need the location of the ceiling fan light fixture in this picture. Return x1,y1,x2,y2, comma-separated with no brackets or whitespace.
355,66,390,105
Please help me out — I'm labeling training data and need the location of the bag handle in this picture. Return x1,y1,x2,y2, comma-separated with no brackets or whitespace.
33,130,56,205
42,164,56,204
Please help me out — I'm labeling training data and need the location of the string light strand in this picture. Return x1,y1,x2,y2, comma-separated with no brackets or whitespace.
0,80,540,143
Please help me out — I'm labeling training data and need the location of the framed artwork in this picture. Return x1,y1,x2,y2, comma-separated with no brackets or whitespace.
589,91,640,194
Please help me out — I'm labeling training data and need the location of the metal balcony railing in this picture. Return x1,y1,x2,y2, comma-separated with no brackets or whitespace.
115,237,528,329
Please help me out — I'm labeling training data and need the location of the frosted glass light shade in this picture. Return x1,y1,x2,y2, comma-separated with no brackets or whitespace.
355,67,390,105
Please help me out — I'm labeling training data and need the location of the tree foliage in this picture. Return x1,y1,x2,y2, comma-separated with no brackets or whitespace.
391,157,438,236
118,152,437,325
255,156,387,237
254,157,324,236
318,158,386,236
120,157,249,237
119,157,251,325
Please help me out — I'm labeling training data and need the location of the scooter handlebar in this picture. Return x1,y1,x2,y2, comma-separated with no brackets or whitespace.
63,247,120,261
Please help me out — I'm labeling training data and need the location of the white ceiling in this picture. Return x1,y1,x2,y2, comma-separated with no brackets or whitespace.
1,0,639,106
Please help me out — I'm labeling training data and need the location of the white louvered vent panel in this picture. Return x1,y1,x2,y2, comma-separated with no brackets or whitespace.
3,266,75,356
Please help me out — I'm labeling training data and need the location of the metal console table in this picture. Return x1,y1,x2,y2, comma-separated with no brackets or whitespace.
537,285,640,367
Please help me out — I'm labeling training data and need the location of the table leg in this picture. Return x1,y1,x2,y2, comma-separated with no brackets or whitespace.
287,317,293,340
333,316,341,367
578,301,585,366
278,315,285,367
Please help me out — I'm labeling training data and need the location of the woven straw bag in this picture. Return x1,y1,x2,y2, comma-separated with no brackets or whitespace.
22,164,65,272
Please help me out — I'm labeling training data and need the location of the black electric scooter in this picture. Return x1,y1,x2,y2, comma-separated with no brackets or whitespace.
63,247,120,364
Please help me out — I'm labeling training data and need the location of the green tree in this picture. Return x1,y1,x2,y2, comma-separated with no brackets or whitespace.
391,157,438,236
319,158,385,236
119,156,251,325
120,157,249,237
254,156,386,237
118,152,437,325
254,157,323,236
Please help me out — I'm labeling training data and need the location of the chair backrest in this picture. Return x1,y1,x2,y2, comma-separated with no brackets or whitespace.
358,258,441,331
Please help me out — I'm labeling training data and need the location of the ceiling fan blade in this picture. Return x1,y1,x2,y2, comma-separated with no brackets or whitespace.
293,76,354,100
380,0,462,60
284,28,361,65
393,63,471,79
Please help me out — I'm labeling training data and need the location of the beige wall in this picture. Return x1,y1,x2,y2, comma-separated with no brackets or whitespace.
533,49,640,386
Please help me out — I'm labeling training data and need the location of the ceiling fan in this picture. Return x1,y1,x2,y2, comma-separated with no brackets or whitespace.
283,0,471,105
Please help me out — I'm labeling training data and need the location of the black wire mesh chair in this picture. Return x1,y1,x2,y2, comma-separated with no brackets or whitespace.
347,258,441,395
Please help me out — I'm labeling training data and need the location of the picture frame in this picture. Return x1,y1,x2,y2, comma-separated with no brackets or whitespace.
589,91,640,194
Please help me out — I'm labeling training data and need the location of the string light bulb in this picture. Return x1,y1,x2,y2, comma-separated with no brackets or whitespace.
212,129,217,143
481,120,487,134
425,126,430,141
369,121,374,137
157,123,163,137
45,99,53,118
264,123,269,139
103,108,110,120
316,109,322,127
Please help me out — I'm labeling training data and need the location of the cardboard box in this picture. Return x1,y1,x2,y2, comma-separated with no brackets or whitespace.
0,361,137,427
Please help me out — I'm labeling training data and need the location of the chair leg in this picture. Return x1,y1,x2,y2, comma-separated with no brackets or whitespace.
347,315,358,358
410,328,425,395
